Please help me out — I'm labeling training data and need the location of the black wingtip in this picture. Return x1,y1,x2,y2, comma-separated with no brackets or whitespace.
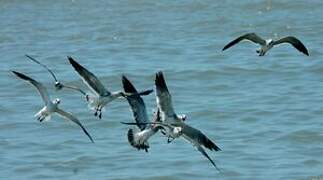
79,125,95,143
67,56,80,69
67,56,76,64
155,71,169,92
11,70,31,81
25,54,32,59
222,45,229,51
201,134,221,151
122,75,138,93
68,56,87,74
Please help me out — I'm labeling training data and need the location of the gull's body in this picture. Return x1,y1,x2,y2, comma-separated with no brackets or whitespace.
12,71,94,143
25,55,87,97
222,33,309,56
122,75,162,152
68,57,152,119
154,71,221,170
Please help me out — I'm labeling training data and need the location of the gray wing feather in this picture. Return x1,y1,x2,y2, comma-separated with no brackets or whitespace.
222,33,266,51
155,71,176,120
62,84,87,96
25,54,59,82
68,56,110,96
182,133,220,171
182,124,221,151
273,36,309,56
56,108,94,143
122,75,149,130
12,71,51,105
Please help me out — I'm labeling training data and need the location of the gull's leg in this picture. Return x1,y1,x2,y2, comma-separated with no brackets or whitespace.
98,106,103,119
94,107,98,116
38,115,45,122
167,137,174,144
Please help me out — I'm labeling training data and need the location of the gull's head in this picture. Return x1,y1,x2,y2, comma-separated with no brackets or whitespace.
54,82,63,90
178,114,187,121
53,98,61,105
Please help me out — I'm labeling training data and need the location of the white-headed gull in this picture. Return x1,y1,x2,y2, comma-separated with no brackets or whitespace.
222,33,309,56
68,57,152,119
121,75,163,152
25,54,88,96
155,71,221,170
12,71,94,143
155,71,186,143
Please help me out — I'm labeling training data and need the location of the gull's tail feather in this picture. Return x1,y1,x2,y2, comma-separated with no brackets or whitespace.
127,129,149,152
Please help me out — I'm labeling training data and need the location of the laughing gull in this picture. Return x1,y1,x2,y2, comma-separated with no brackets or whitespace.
25,55,88,96
121,75,163,152
155,71,221,170
155,71,186,143
68,56,152,119
222,33,309,56
12,71,94,143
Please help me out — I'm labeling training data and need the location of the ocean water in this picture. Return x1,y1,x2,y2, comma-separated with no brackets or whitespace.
1,0,323,179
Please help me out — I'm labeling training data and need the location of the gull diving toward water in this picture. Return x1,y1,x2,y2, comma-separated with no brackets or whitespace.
12,71,94,143
222,33,309,56
154,71,222,170
68,56,153,119
25,55,88,97
155,71,186,143
121,75,164,152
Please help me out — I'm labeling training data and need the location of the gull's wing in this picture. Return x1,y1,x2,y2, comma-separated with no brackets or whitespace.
68,56,110,96
12,71,51,105
122,75,149,130
55,108,94,143
222,33,266,51
273,36,309,56
182,124,221,151
62,84,87,96
25,54,59,82
155,71,176,120
182,125,221,170
195,142,220,171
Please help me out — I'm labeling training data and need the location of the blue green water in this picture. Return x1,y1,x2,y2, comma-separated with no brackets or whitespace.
1,0,323,179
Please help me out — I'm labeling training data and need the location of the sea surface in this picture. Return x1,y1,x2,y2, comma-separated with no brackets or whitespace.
1,0,323,179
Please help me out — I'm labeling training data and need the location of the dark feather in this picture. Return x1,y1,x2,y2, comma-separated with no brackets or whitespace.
68,56,110,96
122,75,149,130
155,71,169,93
273,36,309,56
222,33,266,51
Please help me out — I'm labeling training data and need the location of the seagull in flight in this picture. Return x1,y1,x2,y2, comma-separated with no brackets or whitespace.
155,71,186,143
12,71,94,143
25,55,88,98
222,33,309,56
120,75,163,152
68,56,152,119
154,71,221,170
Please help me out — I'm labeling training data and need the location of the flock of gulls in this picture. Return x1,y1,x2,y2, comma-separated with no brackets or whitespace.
11,32,309,171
